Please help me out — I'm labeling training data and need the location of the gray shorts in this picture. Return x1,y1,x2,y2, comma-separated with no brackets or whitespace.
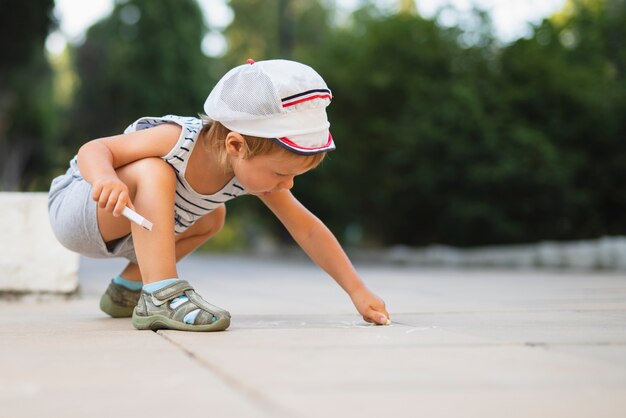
48,159,137,263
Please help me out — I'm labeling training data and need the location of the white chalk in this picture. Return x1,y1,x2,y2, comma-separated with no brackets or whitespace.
121,207,153,231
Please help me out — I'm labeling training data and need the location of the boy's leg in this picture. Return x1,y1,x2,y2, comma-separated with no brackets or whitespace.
98,157,176,317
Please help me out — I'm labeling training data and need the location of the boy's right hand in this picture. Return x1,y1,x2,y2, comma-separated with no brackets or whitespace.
91,175,133,217
350,287,390,325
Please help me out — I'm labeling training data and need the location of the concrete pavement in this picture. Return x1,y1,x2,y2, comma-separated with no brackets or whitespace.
1,253,626,418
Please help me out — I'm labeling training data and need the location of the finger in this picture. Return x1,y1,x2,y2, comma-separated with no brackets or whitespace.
112,192,128,217
91,183,102,202
365,309,389,325
379,304,390,323
98,188,112,209
105,190,120,214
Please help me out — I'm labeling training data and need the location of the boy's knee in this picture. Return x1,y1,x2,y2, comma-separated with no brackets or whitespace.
135,158,175,183
120,158,175,191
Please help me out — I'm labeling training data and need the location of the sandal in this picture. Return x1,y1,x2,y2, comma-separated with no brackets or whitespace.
132,280,230,332
100,280,142,318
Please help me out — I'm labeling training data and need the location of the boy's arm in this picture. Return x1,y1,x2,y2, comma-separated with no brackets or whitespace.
259,190,390,325
77,123,181,216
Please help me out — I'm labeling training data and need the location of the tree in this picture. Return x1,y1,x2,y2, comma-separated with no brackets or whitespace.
0,0,56,190
493,0,626,241
221,0,331,67
300,9,510,246
66,0,214,150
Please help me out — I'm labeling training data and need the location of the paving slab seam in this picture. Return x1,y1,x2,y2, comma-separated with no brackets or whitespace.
155,330,298,418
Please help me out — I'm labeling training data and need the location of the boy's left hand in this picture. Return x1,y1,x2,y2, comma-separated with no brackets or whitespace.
350,287,390,325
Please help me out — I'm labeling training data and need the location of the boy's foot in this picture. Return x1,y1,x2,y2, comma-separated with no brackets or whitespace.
132,280,230,332
100,280,142,318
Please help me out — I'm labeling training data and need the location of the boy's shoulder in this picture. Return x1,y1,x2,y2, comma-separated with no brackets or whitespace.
124,115,202,135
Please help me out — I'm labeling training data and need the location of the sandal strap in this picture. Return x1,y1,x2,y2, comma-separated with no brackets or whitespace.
151,280,194,301
194,310,213,324
171,301,200,322
168,292,229,324
187,290,230,318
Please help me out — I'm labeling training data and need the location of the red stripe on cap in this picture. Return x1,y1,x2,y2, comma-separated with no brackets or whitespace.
282,94,332,108
277,133,334,151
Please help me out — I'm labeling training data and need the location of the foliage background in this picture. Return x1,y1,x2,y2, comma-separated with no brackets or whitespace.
1,0,624,249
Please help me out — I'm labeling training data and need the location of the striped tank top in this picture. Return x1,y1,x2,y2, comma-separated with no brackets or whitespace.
124,114,247,235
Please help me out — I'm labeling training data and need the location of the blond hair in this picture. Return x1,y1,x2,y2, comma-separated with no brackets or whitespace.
199,115,326,172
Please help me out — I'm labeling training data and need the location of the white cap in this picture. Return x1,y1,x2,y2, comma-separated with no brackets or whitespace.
204,59,335,155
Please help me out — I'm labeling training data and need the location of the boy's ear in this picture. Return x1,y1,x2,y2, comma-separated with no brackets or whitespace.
225,132,246,157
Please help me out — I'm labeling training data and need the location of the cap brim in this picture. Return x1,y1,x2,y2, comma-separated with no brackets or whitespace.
272,132,335,155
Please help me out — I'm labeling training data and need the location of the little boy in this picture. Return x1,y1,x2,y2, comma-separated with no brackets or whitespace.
48,59,389,331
